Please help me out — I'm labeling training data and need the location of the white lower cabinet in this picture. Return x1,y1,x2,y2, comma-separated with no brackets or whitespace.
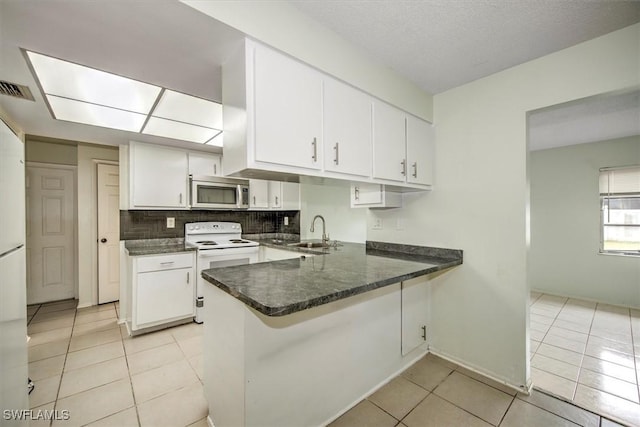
401,276,430,355
128,252,195,333
350,182,402,209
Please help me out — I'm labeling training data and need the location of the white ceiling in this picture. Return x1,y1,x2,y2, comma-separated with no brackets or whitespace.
290,0,640,95
0,0,243,150
0,0,638,151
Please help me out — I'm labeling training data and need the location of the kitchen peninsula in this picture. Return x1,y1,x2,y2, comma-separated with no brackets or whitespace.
201,241,462,427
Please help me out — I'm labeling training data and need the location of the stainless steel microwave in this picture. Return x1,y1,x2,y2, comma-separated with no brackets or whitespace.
189,175,250,210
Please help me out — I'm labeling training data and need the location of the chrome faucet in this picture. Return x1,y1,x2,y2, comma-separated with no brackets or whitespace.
310,215,329,246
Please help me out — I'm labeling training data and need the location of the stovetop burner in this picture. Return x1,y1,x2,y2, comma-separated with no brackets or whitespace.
229,239,250,244
196,240,218,245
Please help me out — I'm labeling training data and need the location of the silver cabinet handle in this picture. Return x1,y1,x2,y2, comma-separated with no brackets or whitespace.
354,186,360,201
401,159,407,176
412,162,418,178
311,137,317,162
253,196,256,205
334,143,339,165
160,261,175,265
179,193,183,204
187,272,190,284
275,196,279,206
214,164,217,175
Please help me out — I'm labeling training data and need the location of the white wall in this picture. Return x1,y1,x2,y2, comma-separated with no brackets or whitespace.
300,182,366,243
530,136,640,308
26,139,77,165
181,0,433,122
369,24,639,390
77,144,119,307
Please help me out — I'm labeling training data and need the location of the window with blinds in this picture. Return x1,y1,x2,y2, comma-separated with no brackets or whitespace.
599,166,640,255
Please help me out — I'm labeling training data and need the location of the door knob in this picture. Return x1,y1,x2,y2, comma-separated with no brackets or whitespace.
100,238,107,243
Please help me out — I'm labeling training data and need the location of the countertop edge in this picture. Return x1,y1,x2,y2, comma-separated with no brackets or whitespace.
203,256,462,317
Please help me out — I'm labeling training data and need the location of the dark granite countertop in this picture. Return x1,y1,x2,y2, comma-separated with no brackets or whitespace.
202,240,462,317
124,238,196,256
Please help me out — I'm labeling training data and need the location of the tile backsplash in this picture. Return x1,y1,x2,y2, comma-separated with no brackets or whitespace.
120,210,300,240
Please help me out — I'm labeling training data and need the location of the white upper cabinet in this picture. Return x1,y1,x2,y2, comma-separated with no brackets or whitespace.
222,38,433,190
188,152,222,176
268,181,282,209
249,179,300,211
406,115,434,186
129,142,188,209
373,99,434,187
280,182,301,211
253,43,323,171
350,183,402,209
323,77,372,177
372,100,406,182
249,179,270,209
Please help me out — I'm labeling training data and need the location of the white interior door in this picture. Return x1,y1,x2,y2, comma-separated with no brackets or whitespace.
97,163,120,304
26,165,76,304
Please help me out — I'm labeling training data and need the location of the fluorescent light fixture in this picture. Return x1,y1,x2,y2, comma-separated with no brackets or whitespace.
153,90,223,129
26,50,224,146
208,132,223,147
143,117,221,144
48,95,147,132
27,51,160,113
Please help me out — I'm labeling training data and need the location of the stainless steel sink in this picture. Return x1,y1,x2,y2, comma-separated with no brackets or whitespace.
287,242,329,248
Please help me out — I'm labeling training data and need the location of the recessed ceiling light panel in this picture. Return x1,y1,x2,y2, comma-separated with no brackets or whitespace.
47,95,147,132
27,51,161,113
25,50,224,146
153,90,223,129
143,117,221,144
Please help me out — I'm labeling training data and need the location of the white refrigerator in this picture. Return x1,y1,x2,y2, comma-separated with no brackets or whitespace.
0,118,29,422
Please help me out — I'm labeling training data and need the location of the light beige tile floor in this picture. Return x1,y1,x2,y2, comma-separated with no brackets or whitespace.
27,299,207,427
28,297,633,427
530,292,640,426
330,352,628,427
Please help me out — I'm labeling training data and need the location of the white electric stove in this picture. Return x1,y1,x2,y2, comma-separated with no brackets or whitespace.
185,222,259,323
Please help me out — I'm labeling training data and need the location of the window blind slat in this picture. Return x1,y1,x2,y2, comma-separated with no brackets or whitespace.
599,166,640,195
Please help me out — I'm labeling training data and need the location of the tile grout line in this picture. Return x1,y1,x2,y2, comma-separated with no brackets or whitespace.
51,300,78,427
495,394,517,426
117,307,143,427
573,295,596,402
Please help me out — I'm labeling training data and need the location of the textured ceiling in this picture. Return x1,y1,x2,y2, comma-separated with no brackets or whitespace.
290,0,640,94
0,0,638,150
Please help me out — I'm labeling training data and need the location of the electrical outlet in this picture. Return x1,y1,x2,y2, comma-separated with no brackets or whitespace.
284,216,289,226
372,218,383,230
166,217,175,228
396,218,405,230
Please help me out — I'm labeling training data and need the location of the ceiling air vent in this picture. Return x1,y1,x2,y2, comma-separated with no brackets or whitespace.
0,80,35,101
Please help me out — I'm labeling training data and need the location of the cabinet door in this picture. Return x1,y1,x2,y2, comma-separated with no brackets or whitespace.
351,183,382,206
401,276,429,355
281,182,301,210
253,44,322,170
136,267,194,326
131,142,188,208
268,181,282,209
188,152,222,176
323,77,372,177
406,117,434,186
249,179,269,209
373,101,407,182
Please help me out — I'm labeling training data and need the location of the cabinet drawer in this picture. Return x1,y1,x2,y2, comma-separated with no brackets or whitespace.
136,253,193,273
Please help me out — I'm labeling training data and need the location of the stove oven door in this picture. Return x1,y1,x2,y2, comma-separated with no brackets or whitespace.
195,246,259,323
